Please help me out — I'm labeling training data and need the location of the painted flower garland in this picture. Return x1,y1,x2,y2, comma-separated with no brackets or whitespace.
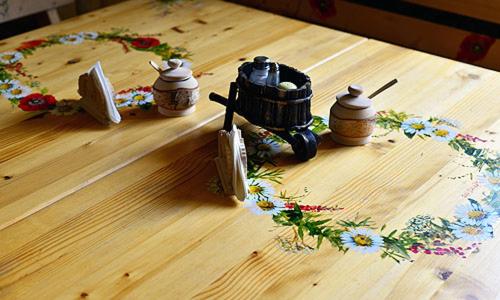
0,28,189,113
209,113,499,262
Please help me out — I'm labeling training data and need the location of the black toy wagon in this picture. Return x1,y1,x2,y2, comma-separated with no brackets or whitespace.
209,61,318,161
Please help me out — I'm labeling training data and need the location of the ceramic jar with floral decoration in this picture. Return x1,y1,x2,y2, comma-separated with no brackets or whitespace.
151,58,199,117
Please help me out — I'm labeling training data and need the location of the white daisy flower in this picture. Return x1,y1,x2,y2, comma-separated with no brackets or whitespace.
455,201,497,226
245,179,275,202
59,34,84,45
401,118,433,135
130,90,153,105
449,222,493,242
0,51,23,65
78,31,99,40
244,196,284,216
340,228,384,254
486,191,500,214
478,169,500,192
114,93,134,108
430,125,458,142
0,79,21,93
3,85,31,99
247,138,281,158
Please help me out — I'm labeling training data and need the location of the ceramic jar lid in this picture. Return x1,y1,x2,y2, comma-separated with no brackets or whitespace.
336,84,372,109
160,59,192,81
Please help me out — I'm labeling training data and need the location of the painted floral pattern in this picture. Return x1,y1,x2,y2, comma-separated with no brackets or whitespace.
456,34,496,63
0,28,189,114
308,0,336,19
209,112,499,263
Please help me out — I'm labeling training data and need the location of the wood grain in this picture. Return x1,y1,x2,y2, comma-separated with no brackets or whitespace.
0,0,364,230
1,35,499,299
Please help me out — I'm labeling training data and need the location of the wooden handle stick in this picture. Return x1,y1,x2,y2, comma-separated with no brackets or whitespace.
149,60,163,73
368,79,398,99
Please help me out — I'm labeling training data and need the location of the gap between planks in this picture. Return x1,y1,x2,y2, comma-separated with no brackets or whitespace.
0,37,368,231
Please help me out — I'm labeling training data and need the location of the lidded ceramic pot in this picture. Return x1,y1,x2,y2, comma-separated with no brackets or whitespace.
151,58,199,117
329,84,375,145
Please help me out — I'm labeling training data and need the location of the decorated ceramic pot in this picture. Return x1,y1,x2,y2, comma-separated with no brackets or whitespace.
151,59,199,117
329,84,376,145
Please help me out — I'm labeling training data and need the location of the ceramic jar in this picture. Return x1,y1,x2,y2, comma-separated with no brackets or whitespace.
329,84,376,145
152,59,199,117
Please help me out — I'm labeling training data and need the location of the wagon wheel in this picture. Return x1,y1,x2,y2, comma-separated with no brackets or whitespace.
292,130,317,161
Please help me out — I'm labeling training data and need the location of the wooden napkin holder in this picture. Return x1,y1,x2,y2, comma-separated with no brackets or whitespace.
78,61,121,125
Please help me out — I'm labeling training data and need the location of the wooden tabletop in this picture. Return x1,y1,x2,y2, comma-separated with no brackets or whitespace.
0,0,499,299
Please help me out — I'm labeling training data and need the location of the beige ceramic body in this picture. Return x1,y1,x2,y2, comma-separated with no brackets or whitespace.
329,94,376,146
153,75,199,117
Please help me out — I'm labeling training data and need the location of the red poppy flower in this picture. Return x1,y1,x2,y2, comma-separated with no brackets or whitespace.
138,86,152,92
16,39,47,50
309,0,336,19
456,34,496,63
18,93,57,111
131,37,160,49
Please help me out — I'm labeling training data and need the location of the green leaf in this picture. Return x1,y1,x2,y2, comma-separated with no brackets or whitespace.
298,226,304,241
317,235,324,248
404,131,415,139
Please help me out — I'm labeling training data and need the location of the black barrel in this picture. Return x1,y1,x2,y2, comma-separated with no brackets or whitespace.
235,62,313,131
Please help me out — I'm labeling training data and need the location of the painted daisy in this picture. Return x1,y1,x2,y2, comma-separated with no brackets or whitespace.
79,31,99,40
478,169,500,192
3,85,31,99
247,138,281,158
430,125,458,142
59,34,84,45
486,191,500,214
340,228,384,254
114,93,134,108
449,222,493,241
245,179,275,202
0,51,23,65
244,196,284,216
455,200,497,226
130,90,153,105
0,79,21,93
401,118,433,135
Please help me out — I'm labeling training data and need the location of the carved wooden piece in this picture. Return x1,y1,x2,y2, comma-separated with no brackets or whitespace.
214,124,248,200
152,59,200,117
78,62,121,125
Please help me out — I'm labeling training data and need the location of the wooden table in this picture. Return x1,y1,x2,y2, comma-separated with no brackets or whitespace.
0,0,499,299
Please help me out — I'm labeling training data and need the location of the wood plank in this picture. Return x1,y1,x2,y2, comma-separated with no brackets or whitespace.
405,0,500,24
1,39,499,299
0,0,364,230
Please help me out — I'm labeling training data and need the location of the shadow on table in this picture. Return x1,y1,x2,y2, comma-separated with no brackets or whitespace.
123,121,240,210
271,131,344,167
